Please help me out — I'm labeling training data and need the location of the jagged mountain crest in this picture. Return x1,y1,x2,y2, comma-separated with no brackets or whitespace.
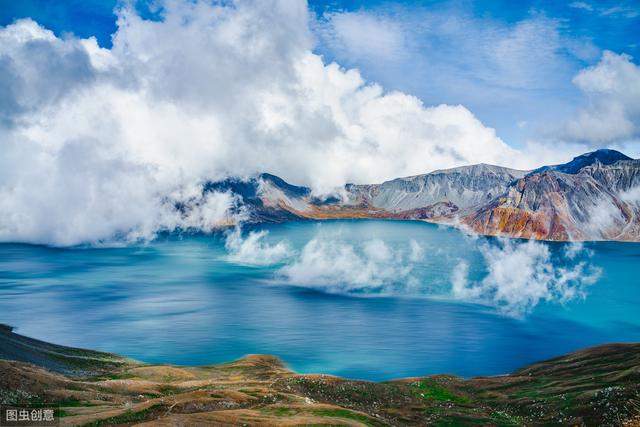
464,153,640,241
205,150,639,241
344,163,528,214
530,149,632,175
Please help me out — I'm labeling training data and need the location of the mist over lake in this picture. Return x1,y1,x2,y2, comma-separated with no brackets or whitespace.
2,220,638,381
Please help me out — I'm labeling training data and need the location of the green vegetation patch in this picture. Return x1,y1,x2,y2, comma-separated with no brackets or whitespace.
489,410,523,426
54,408,71,418
157,385,181,395
261,406,298,417
411,379,470,404
98,371,136,381
239,388,262,398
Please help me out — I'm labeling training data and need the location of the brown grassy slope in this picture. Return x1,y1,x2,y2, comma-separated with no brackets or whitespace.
1,325,639,426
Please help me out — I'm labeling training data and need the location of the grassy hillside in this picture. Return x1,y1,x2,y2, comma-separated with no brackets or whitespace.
1,324,639,426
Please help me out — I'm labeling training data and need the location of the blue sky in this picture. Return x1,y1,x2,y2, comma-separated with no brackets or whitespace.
310,0,640,147
0,0,638,150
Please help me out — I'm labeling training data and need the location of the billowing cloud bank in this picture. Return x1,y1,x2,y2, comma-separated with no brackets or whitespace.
564,51,640,144
0,0,523,246
452,239,600,316
222,228,599,316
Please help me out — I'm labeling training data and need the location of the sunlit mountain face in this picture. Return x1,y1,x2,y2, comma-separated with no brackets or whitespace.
197,149,640,242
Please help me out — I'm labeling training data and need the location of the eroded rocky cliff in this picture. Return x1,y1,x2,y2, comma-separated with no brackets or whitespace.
205,149,640,241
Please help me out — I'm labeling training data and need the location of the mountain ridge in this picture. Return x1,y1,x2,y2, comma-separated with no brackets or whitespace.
207,149,640,242
529,148,633,175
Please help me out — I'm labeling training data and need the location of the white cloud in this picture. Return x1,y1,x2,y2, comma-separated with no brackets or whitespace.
222,228,600,317
224,227,292,266
0,0,525,246
408,239,425,262
599,5,639,19
568,2,638,18
569,2,594,11
315,11,409,62
314,5,605,154
0,18,97,124
563,51,640,144
585,196,628,238
223,227,427,291
316,7,603,136
620,186,640,204
316,8,594,93
222,227,425,291
278,234,420,294
564,242,588,259
451,239,600,317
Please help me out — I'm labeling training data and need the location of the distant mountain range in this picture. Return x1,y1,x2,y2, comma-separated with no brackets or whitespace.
207,149,640,241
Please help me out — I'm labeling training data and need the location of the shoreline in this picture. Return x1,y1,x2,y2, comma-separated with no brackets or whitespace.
1,324,639,426
5,218,640,250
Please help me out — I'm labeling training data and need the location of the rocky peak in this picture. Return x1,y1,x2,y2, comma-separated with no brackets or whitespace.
530,149,632,175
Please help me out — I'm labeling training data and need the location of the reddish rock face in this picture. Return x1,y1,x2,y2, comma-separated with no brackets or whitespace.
462,159,640,241
206,150,640,241
290,156,640,241
464,205,573,240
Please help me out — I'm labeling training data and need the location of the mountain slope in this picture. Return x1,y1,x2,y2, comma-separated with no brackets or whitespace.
464,153,640,241
206,149,640,242
530,148,632,175
344,164,527,215
225,164,529,222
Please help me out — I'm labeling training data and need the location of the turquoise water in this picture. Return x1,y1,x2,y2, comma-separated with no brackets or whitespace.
0,220,639,380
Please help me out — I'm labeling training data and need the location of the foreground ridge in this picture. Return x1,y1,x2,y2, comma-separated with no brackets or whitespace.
211,149,640,242
1,325,639,426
